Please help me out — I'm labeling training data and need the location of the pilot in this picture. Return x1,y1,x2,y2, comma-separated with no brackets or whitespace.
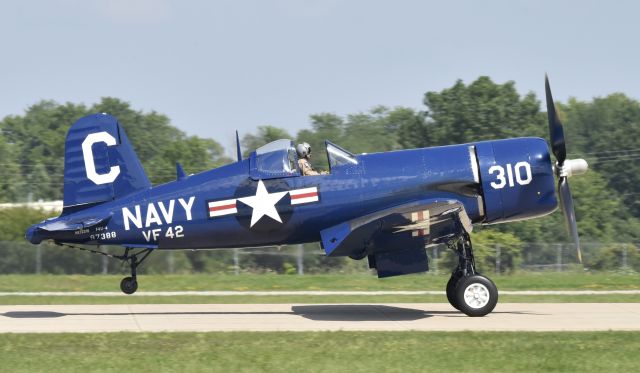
296,142,323,176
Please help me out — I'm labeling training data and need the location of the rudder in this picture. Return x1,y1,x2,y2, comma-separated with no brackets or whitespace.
62,113,151,212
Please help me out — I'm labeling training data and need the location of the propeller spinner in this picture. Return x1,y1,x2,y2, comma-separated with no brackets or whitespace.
545,75,589,263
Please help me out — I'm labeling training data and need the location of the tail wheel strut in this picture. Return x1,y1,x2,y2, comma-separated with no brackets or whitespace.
116,248,153,295
54,243,154,295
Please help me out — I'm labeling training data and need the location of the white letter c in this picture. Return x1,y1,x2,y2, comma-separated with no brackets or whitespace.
82,132,121,185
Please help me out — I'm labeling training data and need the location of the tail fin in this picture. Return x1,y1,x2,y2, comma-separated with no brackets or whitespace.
62,113,151,213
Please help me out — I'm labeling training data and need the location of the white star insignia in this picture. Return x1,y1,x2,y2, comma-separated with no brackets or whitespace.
238,180,288,227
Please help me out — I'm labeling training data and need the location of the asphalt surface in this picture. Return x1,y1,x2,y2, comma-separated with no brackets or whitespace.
1,303,639,333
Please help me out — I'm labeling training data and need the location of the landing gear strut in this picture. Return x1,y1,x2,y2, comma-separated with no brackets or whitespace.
54,243,154,295
445,234,498,317
116,248,153,295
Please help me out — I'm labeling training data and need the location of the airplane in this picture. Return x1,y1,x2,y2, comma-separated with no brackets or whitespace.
25,76,588,317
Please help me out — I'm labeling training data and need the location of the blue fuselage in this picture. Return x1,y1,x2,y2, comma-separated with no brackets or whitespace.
27,137,557,253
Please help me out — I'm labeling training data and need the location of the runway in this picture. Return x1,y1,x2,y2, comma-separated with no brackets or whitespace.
1,290,639,296
1,303,639,333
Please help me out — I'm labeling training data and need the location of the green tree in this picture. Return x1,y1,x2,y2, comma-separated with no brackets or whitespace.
25,164,53,201
0,207,54,241
0,101,86,201
296,113,345,170
293,107,422,171
0,133,24,201
404,76,545,147
242,125,292,157
563,94,640,217
164,137,229,174
91,98,231,184
340,106,403,153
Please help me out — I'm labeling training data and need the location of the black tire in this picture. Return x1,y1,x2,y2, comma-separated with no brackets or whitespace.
446,273,462,310
348,251,367,260
120,276,138,295
454,275,498,317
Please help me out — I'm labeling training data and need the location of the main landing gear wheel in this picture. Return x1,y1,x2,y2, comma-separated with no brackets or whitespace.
120,276,138,295
454,275,498,317
348,250,368,260
446,272,462,310
445,234,499,316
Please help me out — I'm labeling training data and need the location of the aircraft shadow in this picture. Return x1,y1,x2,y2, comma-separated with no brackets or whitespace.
1,306,543,321
291,305,436,321
2,305,436,321
1,311,294,318
290,305,543,321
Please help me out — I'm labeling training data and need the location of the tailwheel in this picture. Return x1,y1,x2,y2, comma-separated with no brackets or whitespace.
120,276,138,295
51,243,153,295
454,274,498,317
116,247,153,295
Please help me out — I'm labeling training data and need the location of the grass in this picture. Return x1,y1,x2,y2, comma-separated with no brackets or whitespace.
1,275,638,371
0,271,638,292
0,272,638,304
1,331,639,372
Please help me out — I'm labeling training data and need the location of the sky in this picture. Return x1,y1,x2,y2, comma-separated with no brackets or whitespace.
1,0,639,153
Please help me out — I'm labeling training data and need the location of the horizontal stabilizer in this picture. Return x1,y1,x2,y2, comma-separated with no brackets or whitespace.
26,215,111,244
38,216,111,232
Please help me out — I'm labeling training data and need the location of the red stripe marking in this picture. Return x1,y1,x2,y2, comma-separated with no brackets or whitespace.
209,203,236,212
417,211,424,221
291,192,318,200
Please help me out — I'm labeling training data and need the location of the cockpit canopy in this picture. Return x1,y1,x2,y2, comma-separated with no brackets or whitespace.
249,139,358,180
250,139,298,179
326,141,358,168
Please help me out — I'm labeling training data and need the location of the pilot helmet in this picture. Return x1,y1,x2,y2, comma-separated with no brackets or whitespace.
296,142,311,158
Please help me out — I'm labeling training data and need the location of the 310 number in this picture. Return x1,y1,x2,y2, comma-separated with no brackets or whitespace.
488,162,532,189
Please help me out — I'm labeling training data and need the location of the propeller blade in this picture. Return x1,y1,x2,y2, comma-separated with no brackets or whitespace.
545,75,567,164
558,177,582,263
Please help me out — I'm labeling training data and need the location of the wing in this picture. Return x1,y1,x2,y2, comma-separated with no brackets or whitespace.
320,199,472,278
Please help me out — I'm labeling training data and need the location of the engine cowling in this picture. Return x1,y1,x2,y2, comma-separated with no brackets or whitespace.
474,137,558,224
